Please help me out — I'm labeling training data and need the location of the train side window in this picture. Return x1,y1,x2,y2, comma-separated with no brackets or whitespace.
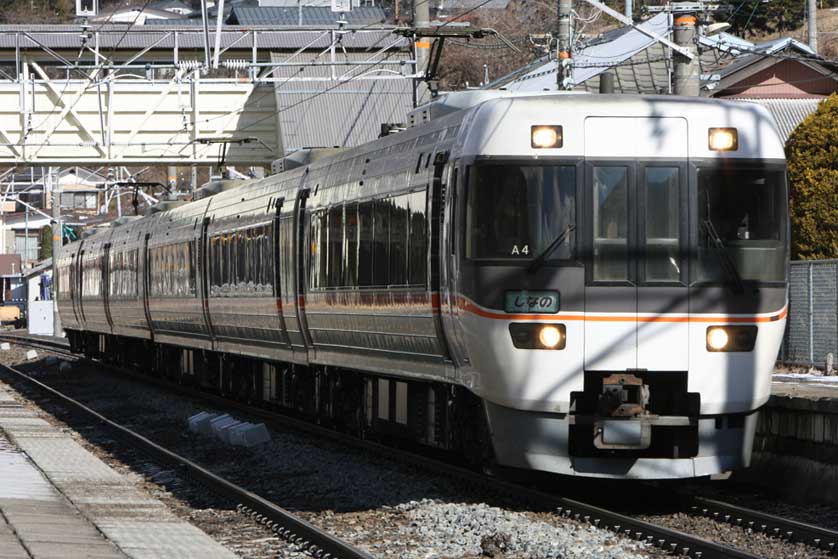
372,198,391,286
644,167,680,282
345,203,359,288
408,189,428,286
309,210,327,290
358,201,374,286
592,166,629,281
328,206,345,288
389,194,409,286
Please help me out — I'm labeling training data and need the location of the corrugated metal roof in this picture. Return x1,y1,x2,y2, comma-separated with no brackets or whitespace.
494,13,670,92
271,51,413,152
0,25,402,50
232,6,387,26
737,98,824,143
437,0,510,10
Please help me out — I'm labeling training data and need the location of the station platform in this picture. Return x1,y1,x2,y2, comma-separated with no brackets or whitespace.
0,382,238,559
744,373,838,503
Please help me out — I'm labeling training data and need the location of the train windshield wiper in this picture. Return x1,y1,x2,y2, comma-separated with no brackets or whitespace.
702,219,747,294
527,223,576,274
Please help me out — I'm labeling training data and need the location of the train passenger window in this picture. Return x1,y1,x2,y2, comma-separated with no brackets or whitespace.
592,166,628,281
358,202,374,286
408,189,428,285
346,203,359,288
466,165,576,261
644,167,680,282
309,212,323,290
373,199,390,286
389,195,409,285
328,206,345,288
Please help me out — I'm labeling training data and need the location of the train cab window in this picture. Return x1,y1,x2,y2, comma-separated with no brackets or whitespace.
466,165,576,261
693,167,787,284
644,167,680,282
592,166,629,281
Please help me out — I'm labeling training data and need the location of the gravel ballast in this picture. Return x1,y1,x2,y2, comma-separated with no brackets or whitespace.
0,346,664,559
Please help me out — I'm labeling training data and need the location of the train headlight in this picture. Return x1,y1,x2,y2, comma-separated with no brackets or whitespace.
509,323,566,350
706,325,758,352
531,125,563,149
708,128,738,151
538,325,563,348
706,327,729,351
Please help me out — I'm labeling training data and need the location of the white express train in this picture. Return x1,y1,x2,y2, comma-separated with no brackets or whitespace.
58,91,789,479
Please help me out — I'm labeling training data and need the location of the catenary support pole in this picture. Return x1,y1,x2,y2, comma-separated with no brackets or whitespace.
673,10,699,96
557,0,574,89
599,70,614,93
413,0,431,106
49,167,62,336
808,0,818,53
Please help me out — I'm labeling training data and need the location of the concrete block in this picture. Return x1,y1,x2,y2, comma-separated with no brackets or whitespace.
0,342,10,350
187,412,217,435
209,415,238,441
228,423,271,447
215,420,243,444
25,350,37,360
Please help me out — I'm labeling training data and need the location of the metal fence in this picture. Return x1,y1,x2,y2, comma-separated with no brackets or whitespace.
781,259,838,368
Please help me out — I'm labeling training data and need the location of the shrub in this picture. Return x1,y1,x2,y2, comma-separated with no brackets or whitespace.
786,93,838,260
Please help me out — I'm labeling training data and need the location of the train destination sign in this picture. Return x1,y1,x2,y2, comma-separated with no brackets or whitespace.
504,290,560,314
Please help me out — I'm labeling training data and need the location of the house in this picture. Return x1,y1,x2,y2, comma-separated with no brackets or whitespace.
488,14,838,143
0,168,106,267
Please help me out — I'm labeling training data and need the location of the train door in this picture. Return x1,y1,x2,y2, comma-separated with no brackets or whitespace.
76,248,87,327
439,152,467,365
70,244,84,328
583,117,689,372
198,218,214,340
583,161,637,371
141,234,153,333
271,197,290,347
291,187,313,355
103,244,114,331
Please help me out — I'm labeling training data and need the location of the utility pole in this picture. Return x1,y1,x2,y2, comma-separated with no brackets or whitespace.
625,0,632,20
413,0,431,106
49,168,62,337
557,0,574,90
808,0,818,53
673,10,699,96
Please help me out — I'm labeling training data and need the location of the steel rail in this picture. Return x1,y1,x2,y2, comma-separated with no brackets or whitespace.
690,496,838,553
0,356,372,559
0,333,780,558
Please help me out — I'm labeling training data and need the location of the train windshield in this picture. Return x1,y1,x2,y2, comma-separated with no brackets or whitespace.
465,164,576,261
694,166,788,284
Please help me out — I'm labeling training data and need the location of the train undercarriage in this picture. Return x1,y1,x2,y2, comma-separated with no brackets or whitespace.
67,330,493,467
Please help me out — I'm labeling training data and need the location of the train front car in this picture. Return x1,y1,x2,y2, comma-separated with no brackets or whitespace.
448,94,788,479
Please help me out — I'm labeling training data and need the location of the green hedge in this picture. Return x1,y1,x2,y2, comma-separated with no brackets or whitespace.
786,93,838,260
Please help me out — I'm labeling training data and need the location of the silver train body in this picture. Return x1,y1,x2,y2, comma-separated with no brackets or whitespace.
57,91,789,479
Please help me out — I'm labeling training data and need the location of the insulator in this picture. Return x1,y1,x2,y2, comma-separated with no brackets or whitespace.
222,59,249,70
177,60,203,71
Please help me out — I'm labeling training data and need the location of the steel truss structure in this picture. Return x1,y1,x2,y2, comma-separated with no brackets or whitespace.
0,25,415,166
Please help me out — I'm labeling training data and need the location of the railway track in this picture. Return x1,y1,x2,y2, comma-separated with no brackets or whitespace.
3,332,837,559
0,348,372,559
